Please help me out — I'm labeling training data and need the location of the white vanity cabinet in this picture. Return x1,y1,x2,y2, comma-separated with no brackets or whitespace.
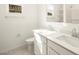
48,47,58,55
34,33,47,55
34,30,77,55
47,39,75,55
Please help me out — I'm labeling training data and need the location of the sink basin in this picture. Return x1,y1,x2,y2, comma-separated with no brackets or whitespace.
56,35,79,48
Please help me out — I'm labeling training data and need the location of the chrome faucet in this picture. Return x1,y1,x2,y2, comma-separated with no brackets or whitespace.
72,28,77,37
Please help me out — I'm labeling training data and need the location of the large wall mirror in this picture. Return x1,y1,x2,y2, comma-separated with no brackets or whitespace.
65,4,79,24
47,4,64,22
47,4,79,24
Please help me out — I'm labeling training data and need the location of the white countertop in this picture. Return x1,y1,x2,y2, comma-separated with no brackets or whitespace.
33,29,79,54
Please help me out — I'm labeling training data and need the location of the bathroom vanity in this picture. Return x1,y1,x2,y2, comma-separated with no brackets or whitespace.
33,29,79,55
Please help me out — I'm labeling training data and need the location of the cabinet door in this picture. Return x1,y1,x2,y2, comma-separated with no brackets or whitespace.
48,47,58,55
48,40,74,55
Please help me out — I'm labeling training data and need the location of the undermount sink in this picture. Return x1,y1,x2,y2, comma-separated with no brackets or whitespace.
56,35,79,48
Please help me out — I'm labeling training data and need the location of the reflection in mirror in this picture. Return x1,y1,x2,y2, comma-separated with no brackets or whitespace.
47,4,63,22
65,4,79,24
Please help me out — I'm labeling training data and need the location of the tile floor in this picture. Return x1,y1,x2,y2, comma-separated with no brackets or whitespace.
0,43,35,55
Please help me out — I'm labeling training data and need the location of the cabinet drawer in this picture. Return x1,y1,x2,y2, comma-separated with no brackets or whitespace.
48,47,58,55
48,40,74,55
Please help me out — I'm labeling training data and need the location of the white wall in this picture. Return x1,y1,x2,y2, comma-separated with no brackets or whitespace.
0,4,38,53
37,5,49,29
